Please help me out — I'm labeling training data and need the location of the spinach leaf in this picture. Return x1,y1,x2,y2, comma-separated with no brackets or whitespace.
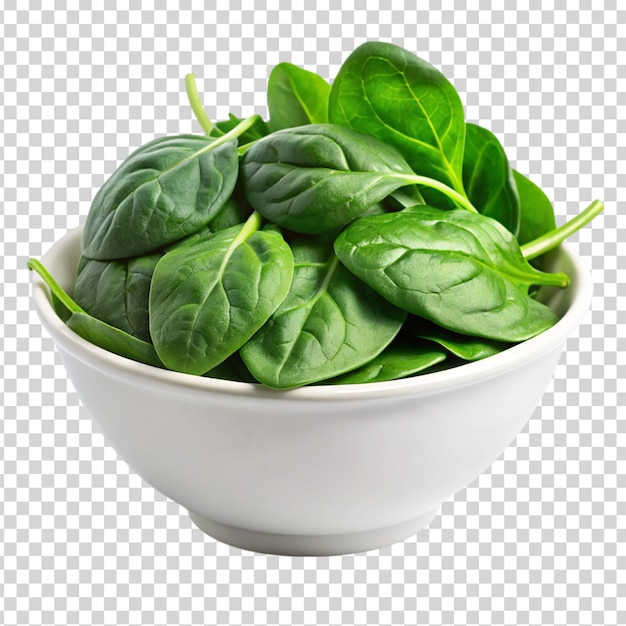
267,62,331,131
328,41,467,197
410,318,511,361
328,338,447,384
334,206,569,342
149,212,294,375
239,235,406,389
67,312,164,368
513,169,557,246
82,134,239,260
27,258,163,367
241,123,474,234
463,123,520,236
73,254,161,343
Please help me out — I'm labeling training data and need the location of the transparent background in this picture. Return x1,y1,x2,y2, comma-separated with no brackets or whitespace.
1,2,624,625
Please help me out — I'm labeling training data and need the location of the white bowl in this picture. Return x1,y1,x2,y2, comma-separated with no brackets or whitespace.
30,227,593,556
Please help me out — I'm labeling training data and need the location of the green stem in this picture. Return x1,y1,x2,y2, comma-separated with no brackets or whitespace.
27,258,84,314
396,174,478,213
521,199,604,261
237,140,256,156
205,114,262,152
185,73,218,136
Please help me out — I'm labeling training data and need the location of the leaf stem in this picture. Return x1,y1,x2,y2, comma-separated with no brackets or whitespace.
185,73,218,136
521,200,604,260
27,258,84,314
399,174,478,213
205,114,262,152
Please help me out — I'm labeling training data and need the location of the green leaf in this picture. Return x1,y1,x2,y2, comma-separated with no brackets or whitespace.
328,338,447,384
410,318,511,361
27,257,162,367
149,212,294,375
334,206,567,342
82,134,239,260
329,41,467,196
513,170,557,246
73,254,161,343
67,312,164,368
240,235,406,389
267,62,331,131
241,124,428,234
463,123,520,235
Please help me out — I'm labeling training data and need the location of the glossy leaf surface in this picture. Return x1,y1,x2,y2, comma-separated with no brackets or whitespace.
67,312,163,368
463,123,520,235
513,169,557,246
329,41,467,195
329,338,447,384
83,135,238,260
411,318,511,361
74,254,160,342
335,206,564,342
240,235,406,388
149,214,294,375
267,62,331,131
241,124,417,233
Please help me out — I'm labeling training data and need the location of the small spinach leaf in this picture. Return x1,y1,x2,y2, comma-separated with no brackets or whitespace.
149,212,294,375
73,254,161,343
27,258,163,367
334,206,568,342
463,123,520,236
410,318,511,361
240,235,406,389
329,41,467,196
67,312,164,368
267,62,331,131
328,338,447,384
513,169,557,246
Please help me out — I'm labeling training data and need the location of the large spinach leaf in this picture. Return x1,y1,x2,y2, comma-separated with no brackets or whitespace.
463,123,520,235
241,123,474,234
82,134,239,260
73,254,161,343
328,41,467,196
240,235,406,389
267,62,331,131
334,206,569,342
149,212,294,375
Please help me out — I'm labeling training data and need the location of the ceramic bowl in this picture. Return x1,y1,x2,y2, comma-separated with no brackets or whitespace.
30,227,592,555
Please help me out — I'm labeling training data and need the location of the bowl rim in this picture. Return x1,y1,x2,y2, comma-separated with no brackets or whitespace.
30,227,593,401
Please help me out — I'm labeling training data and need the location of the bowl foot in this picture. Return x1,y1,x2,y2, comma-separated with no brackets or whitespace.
188,508,439,556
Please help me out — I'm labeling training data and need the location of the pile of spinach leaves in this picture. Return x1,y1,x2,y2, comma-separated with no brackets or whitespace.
29,41,603,389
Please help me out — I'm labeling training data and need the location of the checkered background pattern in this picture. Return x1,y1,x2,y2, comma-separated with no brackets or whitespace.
1,1,624,625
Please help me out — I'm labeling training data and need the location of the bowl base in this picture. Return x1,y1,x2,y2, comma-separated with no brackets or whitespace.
188,508,439,556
